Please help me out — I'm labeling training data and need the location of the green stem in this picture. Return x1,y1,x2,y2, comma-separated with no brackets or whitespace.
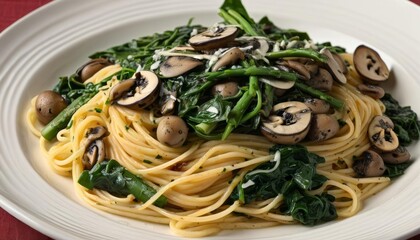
294,81,345,110
266,49,327,63
41,92,96,141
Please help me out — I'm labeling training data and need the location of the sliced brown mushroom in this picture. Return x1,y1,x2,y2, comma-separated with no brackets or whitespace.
157,116,189,147
160,90,177,115
76,58,113,82
331,52,348,74
306,114,340,141
320,48,347,84
83,139,105,170
298,58,319,78
189,26,239,51
82,126,109,170
353,45,389,84
211,47,245,71
109,71,160,109
35,90,68,125
306,68,333,91
259,77,295,90
353,150,386,177
279,60,311,80
357,84,385,99
212,81,239,98
304,98,330,114
368,115,399,152
261,101,312,144
380,145,411,164
159,56,203,78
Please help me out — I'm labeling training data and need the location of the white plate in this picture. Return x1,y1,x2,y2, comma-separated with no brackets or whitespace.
1,0,420,239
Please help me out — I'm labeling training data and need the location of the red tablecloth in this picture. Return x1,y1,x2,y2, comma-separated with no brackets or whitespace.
1,0,420,239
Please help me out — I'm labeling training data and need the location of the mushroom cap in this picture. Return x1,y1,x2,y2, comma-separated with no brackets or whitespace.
211,47,245,71
110,71,160,109
368,115,399,152
261,101,311,144
189,26,239,51
76,58,113,82
159,56,203,78
156,116,189,147
35,90,68,125
306,68,333,92
259,77,295,90
357,83,385,99
212,81,239,98
353,45,390,84
304,98,330,114
83,139,105,170
320,48,347,84
353,150,386,177
380,145,411,164
306,114,340,142
279,60,311,80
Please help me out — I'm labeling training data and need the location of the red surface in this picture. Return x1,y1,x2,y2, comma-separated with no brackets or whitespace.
1,0,420,239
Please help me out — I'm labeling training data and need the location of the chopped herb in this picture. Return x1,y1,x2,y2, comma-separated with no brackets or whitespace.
143,159,152,164
95,108,102,113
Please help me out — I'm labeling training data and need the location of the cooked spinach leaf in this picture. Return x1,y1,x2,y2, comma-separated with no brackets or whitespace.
229,145,337,225
382,93,420,146
78,159,167,207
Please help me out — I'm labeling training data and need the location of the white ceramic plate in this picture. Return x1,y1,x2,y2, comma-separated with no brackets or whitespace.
1,0,420,239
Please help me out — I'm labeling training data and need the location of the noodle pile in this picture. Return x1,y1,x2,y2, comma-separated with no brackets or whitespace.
27,54,391,237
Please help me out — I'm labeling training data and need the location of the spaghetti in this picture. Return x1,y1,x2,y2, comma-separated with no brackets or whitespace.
26,56,392,237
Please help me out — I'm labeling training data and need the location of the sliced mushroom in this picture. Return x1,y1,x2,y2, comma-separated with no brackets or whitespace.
357,84,385,99
212,47,245,71
82,139,105,170
109,71,160,109
353,45,389,84
160,90,177,115
353,150,386,177
304,98,330,114
259,77,295,90
299,58,319,78
35,90,68,125
157,116,189,147
82,126,109,170
212,81,239,98
380,145,411,164
368,115,399,152
320,48,347,84
306,114,340,141
261,101,312,144
279,60,311,80
331,52,348,74
76,58,113,82
189,26,239,51
306,68,333,91
159,56,203,78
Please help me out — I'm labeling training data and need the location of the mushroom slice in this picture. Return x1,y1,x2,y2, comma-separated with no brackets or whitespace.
259,77,295,90
261,101,311,144
160,90,177,115
279,60,311,80
189,26,239,51
110,71,160,109
331,52,348,74
306,114,339,142
212,47,245,71
320,48,347,84
368,115,399,152
357,84,385,99
82,126,109,170
83,139,106,170
304,98,330,114
353,150,386,177
353,45,389,84
212,81,240,98
306,68,333,91
380,145,411,164
159,56,203,78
